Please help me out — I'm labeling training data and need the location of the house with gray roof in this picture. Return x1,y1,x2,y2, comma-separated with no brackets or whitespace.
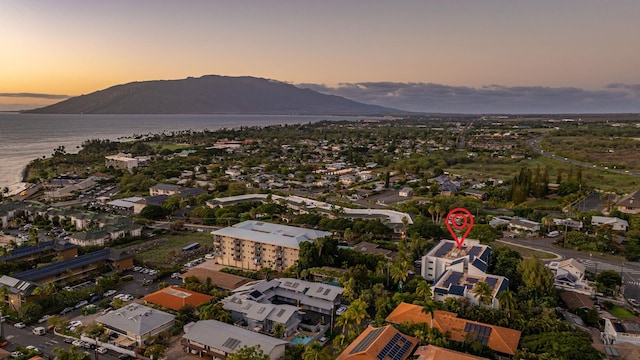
181,320,287,360
96,303,175,347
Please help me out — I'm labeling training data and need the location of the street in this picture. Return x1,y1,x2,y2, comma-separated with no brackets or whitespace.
502,236,640,301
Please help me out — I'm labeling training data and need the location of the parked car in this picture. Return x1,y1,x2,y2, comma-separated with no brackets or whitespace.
97,347,108,354
72,339,85,347
38,314,52,323
60,306,74,315
10,351,23,358
118,354,135,360
25,345,40,353
75,300,89,309
69,320,83,328
14,322,26,328
336,305,348,316
103,289,117,297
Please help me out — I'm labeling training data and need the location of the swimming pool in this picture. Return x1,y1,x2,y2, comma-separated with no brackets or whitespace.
290,334,313,345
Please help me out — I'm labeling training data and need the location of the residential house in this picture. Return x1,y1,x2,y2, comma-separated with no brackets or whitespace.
591,216,629,232
228,278,343,316
421,239,491,282
352,241,394,259
0,240,77,263
617,190,640,214
399,187,414,197
141,286,213,311
133,195,168,214
0,275,39,311
432,266,509,309
0,201,25,229
149,183,182,196
386,303,521,357
181,320,287,360
548,258,590,293
96,304,175,347
414,345,488,360
211,220,331,271
507,217,541,236
603,318,640,346
463,189,488,201
336,325,418,360
222,295,300,337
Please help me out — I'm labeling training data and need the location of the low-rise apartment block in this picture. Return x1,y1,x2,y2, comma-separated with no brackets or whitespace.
211,220,331,271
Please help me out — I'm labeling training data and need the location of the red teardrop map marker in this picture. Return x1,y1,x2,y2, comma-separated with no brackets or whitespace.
446,207,474,248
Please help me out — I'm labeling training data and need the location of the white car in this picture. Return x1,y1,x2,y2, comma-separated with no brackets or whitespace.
96,347,108,354
103,289,117,297
205,253,215,259
25,345,40,353
75,300,89,309
14,322,26,328
336,305,348,316
38,314,52,323
72,339,85,347
69,320,83,328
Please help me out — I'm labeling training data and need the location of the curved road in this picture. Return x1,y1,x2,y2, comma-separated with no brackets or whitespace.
504,236,640,300
527,137,640,177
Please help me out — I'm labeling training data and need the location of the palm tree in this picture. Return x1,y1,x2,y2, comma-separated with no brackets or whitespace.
390,259,411,288
472,281,494,306
303,342,331,360
344,299,369,333
415,280,432,305
421,299,437,330
497,290,517,318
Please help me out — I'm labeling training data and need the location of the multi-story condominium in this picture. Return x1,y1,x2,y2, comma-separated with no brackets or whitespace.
105,153,139,172
211,220,331,271
421,239,490,282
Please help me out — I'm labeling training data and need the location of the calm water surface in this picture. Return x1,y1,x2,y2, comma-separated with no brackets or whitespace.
0,113,355,189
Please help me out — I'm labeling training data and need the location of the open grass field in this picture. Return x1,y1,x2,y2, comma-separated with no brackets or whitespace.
129,232,213,268
448,153,639,193
609,305,636,319
495,241,558,260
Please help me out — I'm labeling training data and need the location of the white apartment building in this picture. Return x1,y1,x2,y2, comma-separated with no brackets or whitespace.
105,154,139,172
421,239,491,282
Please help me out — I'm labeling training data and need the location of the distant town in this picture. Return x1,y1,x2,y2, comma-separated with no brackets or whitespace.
2,115,640,360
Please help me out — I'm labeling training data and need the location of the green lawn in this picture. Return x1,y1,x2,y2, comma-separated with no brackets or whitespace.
125,232,214,269
496,241,557,260
609,306,636,319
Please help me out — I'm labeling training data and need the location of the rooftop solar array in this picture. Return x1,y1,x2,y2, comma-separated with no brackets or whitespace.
434,242,454,257
444,272,463,287
351,327,385,354
604,346,619,357
377,333,413,360
622,323,640,332
485,277,498,288
222,337,241,350
449,285,466,296
471,258,488,273
613,322,625,332
467,246,482,259
464,322,492,345
14,248,110,282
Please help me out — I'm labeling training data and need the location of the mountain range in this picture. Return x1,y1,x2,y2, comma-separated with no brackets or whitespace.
25,75,401,115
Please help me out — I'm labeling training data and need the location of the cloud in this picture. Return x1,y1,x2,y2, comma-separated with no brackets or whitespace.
0,92,70,99
298,82,640,113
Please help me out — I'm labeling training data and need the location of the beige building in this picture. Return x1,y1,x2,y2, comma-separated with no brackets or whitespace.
105,154,139,172
211,220,331,271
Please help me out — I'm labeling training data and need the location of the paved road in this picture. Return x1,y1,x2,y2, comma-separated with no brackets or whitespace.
506,236,640,300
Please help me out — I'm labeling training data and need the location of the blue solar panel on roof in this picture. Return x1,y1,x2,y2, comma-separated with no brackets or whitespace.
434,242,454,257
471,258,488,273
464,323,492,345
377,332,413,360
485,277,498,288
14,248,110,282
467,246,481,259
466,277,479,283
613,322,625,332
449,285,465,296
351,327,385,354
434,288,447,295
479,247,491,262
444,272,463,287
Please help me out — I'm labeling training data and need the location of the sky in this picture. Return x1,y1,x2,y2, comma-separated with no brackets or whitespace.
2,0,640,113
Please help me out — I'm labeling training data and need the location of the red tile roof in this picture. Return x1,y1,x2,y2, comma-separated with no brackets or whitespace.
141,285,213,311
386,302,521,356
337,325,418,360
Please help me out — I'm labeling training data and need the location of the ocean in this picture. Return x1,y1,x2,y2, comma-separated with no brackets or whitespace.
0,113,357,189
